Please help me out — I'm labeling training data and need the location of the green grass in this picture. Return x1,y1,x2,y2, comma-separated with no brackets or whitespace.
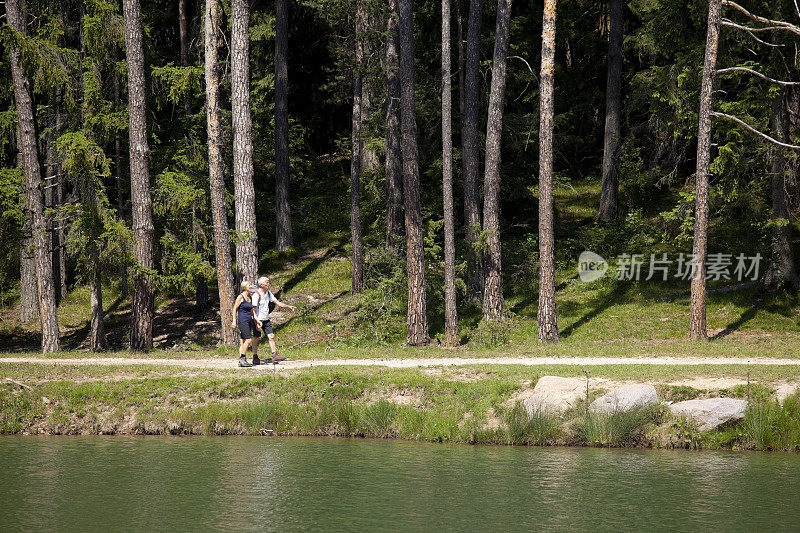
1,364,799,451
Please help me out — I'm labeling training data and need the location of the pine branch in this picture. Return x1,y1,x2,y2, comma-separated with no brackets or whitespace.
711,111,800,149
716,66,800,85
722,1,800,36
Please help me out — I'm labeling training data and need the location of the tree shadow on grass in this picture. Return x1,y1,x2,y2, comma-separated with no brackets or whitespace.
279,243,346,295
710,304,760,340
273,289,348,334
510,275,577,316
560,282,629,339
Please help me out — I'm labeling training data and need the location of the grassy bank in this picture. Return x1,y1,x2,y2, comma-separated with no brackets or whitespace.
2,364,799,452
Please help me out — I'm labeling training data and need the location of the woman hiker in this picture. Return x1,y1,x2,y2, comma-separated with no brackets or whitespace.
252,276,295,364
230,281,260,367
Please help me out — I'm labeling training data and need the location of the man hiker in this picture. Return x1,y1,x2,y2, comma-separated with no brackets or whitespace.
252,276,295,364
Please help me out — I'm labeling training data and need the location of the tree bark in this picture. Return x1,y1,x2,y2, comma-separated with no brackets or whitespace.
19,211,39,323
8,0,60,352
598,0,623,222
361,12,379,175
123,0,155,351
481,0,512,321
232,0,258,284
385,0,404,251
179,0,191,117
44,108,62,308
764,88,800,290
462,0,483,299
206,0,238,347
275,0,294,250
689,0,722,342
351,1,365,294
537,0,559,343
442,0,459,346
399,0,430,345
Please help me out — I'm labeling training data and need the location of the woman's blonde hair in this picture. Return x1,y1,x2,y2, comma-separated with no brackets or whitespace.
240,281,250,292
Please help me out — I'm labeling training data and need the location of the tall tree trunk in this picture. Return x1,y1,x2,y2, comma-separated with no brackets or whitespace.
399,0,430,345
764,88,800,290
44,109,62,307
598,0,623,222
8,0,60,352
462,0,483,300
385,0,404,251
179,0,208,307
275,0,294,250
232,0,258,284
112,66,128,297
351,2,365,294
689,0,722,342
537,0,559,343
481,0,512,321
79,180,109,351
179,0,191,118
205,0,238,347
19,208,39,323
457,0,465,134
442,0,459,346
361,13,380,175
123,0,155,350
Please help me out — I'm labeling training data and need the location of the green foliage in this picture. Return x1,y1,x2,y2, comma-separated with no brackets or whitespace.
470,314,520,348
745,395,800,451
504,403,560,445
574,406,658,447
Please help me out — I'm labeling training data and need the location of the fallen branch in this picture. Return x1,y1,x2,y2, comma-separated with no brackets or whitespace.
711,111,800,149
4,378,33,391
721,20,785,47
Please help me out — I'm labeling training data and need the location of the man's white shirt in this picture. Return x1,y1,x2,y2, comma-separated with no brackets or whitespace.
252,289,277,321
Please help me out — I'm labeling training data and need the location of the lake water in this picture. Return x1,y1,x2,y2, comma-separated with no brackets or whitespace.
1,437,799,531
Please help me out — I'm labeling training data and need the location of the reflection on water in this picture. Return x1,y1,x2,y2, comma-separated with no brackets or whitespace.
1,437,799,531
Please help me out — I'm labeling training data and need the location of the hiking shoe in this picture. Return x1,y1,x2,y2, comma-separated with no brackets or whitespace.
238,356,253,368
271,353,286,363
252,355,262,366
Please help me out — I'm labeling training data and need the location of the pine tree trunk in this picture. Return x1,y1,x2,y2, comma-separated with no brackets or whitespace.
361,14,380,175
689,0,722,342
19,213,39,323
112,57,128,297
481,0,512,322
764,88,800,291
206,0,238,347
232,0,258,284
80,180,109,351
457,0,465,133
442,0,459,346
598,0,623,222
462,0,483,300
275,0,294,250
385,0,405,251
351,2,365,294
399,0,430,345
44,110,62,307
123,0,155,351
8,0,60,352
537,0,559,343
179,0,191,118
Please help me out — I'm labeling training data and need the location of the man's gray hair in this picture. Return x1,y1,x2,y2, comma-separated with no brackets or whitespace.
258,276,269,286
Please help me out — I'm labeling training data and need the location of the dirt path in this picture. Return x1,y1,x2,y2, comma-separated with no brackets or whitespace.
2,355,800,370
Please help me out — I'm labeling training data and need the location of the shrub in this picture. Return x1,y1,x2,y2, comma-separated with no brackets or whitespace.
363,399,396,438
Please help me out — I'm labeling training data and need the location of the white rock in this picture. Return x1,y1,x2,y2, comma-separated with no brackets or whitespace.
589,384,659,414
669,398,748,431
522,376,588,416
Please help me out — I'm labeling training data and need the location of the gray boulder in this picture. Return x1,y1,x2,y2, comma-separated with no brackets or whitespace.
589,384,659,414
669,398,748,431
522,376,587,416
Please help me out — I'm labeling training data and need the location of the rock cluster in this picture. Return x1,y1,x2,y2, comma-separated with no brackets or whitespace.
522,376,750,431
